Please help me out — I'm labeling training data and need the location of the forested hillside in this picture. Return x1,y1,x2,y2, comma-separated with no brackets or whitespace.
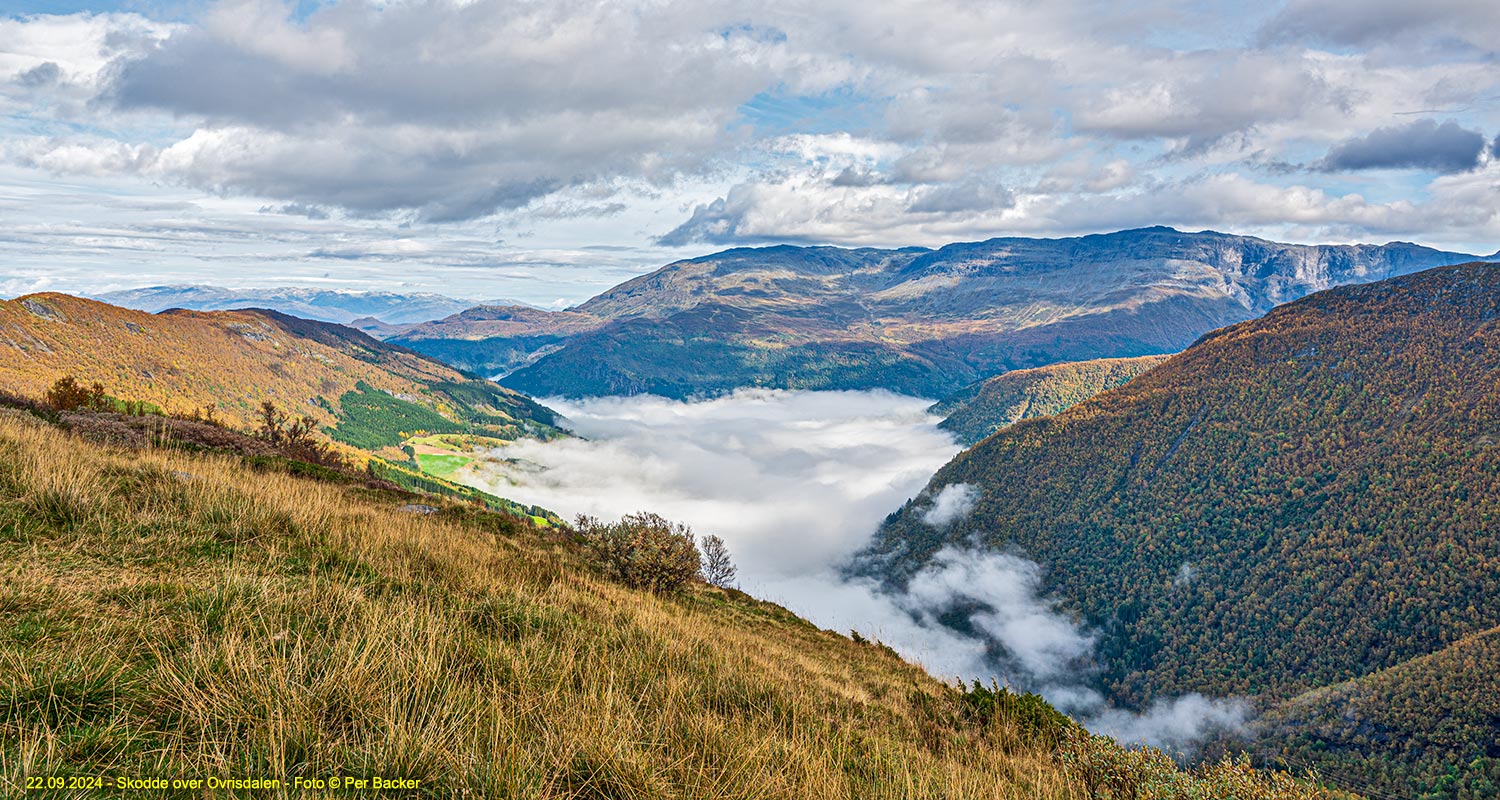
0,410,1330,799
1255,626,1500,799
860,262,1500,798
933,356,1170,445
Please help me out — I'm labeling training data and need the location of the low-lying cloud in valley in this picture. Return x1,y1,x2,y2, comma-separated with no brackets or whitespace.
919,482,979,527
466,389,1248,752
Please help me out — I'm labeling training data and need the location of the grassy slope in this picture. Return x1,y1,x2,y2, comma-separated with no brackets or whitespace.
0,414,1330,799
933,356,1172,445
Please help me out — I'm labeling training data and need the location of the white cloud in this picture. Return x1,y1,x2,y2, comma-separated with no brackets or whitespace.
1087,694,1251,755
469,389,958,580
920,483,979,527
4,0,1500,291
904,548,1093,681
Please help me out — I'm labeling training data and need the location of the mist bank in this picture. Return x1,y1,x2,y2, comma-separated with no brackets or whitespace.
462,389,1247,751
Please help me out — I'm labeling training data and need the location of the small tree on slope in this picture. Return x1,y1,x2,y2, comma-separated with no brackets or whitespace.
700,534,737,589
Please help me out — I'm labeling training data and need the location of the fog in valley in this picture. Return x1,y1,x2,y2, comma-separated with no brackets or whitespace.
466,389,1246,751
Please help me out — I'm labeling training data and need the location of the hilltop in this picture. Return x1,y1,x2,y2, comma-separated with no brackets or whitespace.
858,262,1500,798
933,355,1170,445
0,410,1330,798
392,227,1486,398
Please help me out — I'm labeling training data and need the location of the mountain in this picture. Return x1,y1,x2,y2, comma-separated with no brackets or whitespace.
0,291,561,453
392,227,1487,398
93,285,527,326
346,315,417,339
933,355,1170,445
857,262,1500,798
0,409,1330,798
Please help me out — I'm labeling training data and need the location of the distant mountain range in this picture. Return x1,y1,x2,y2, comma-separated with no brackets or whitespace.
93,285,533,327
391,227,1491,398
858,262,1500,798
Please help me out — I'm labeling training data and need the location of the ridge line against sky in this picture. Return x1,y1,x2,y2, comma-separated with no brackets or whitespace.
2,0,1499,306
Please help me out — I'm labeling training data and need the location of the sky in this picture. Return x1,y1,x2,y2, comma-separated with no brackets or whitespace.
3,0,1500,306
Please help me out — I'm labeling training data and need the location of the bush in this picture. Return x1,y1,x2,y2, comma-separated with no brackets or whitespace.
1056,729,1332,799
577,512,701,594
44,376,108,411
256,400,348,470
959,680,1079,747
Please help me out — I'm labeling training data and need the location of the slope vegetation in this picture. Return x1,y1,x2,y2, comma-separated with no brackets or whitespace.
0,413,1329,799
861,263,1500,797
934,356,1170,445
393,228,1484,398
1256,626,1500,800
0,293,557,447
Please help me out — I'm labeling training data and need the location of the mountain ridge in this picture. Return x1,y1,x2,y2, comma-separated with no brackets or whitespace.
392,227,1490,397
91,285,534,327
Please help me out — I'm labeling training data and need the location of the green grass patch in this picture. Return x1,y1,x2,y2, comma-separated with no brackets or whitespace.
414,453,472,480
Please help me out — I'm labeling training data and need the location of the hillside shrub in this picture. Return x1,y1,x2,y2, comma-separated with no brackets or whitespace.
44,376,108,411
577,511,701,593
256,400,347,470
1057,730,1331,799
960,680,1079,747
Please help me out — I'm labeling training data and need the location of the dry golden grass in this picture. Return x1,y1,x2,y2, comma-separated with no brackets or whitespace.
0,416,1084,798
0,415,1337,798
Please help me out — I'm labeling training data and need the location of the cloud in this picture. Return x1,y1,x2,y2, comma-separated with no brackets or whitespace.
87,0,785,221
1072,51,1342,148
1086,695,1251,755
830,166,882,187
458,390,1249,751
16,62,61,88
1259,0,1500,54
657,165,1500,250
887,546,1249,751
1318,119,1487,174
7,1,1500,280
903,548,1093,681
920,483,979,527
469,389,959,580
908,183,1014,215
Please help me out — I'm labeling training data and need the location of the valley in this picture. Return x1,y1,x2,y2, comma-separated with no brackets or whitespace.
0,292,565,522
4,237,1498,800
8,1,1500,795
